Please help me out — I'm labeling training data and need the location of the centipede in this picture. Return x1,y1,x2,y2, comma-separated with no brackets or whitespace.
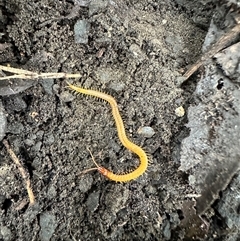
67,82,148,182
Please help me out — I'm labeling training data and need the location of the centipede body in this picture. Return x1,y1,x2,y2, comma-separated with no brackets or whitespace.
67,82,148,182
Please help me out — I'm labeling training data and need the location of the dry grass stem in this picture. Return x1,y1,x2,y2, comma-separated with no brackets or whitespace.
3,139,35,205
0,64,81,80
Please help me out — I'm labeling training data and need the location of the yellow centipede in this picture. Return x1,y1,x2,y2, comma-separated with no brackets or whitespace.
67,83,148,182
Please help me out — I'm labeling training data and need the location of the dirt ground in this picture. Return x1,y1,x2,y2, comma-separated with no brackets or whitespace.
0,0,239,240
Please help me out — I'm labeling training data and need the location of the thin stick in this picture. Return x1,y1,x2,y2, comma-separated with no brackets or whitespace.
3,139,35,205
184,23,240,80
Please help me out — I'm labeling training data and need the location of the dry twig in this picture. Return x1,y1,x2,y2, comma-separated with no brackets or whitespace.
184,23,240,80
3,139,35,205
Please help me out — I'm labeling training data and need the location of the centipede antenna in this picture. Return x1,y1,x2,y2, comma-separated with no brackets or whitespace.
65,81,72,88
87,147,100,168
78,148,101,175
79,167,98,175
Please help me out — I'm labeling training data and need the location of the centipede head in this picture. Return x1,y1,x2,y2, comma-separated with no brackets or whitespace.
98,166,109,177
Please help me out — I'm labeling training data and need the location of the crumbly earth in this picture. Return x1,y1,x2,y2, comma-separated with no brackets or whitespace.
2,0,237,240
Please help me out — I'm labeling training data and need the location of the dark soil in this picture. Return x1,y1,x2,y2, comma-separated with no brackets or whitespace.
1,0,237,240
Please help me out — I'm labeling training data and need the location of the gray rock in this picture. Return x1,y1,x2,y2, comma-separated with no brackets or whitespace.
74,19,90,44
78,175,93,193
40,78,54,95
39,212,57,241
179,13,240,222
86,191,100,212
0,79,34,96
32,141,42,153
3,95,27,112
162,220,171,240
7,122,24,134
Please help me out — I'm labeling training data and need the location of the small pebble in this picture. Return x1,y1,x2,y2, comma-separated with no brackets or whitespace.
32,141,42,152
137,126,155,138
188,175,196,185
24,139,35,146
59,91,76,102
162,19,167,25
47,185,57,198
129,44,144,59
175,106,185,117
